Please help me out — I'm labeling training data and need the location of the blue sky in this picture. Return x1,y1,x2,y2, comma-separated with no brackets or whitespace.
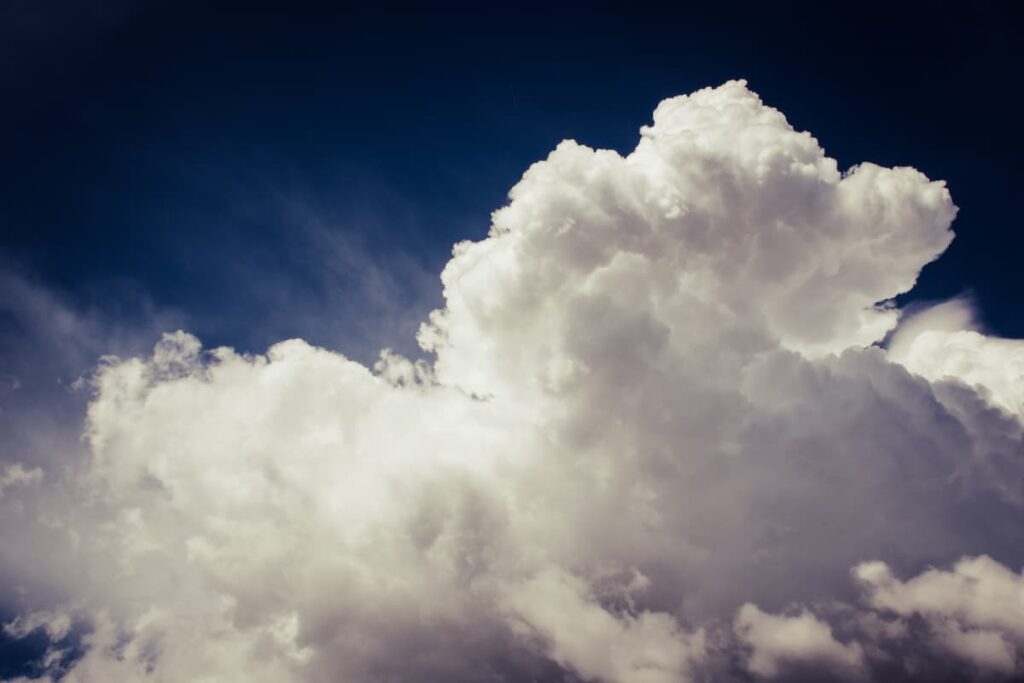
2,1,1021,364
2,3,1024,681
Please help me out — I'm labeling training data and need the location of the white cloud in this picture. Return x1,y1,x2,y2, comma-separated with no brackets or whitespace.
0,463,42,497
3,80,1022,682
889,298,1024,416
503,568,705,683
855,555,1024,673
734,603,866,679
726,553,1024,680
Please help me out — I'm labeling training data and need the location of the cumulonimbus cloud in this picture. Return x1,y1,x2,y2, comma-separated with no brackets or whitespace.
2,80,1024,682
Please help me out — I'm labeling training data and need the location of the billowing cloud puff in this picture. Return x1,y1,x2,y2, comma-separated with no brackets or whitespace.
734,604,865,680
889,298,1024,416
855,555,1024,674
2,80,1024,682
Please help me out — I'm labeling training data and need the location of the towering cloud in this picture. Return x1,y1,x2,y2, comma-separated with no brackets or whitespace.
2,81,1023,682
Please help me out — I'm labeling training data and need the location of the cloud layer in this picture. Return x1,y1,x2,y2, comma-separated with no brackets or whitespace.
3,80,1024,682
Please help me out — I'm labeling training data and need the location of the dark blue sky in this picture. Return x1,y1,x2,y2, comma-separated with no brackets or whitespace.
0,3,1022,678
1,0,1022,363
